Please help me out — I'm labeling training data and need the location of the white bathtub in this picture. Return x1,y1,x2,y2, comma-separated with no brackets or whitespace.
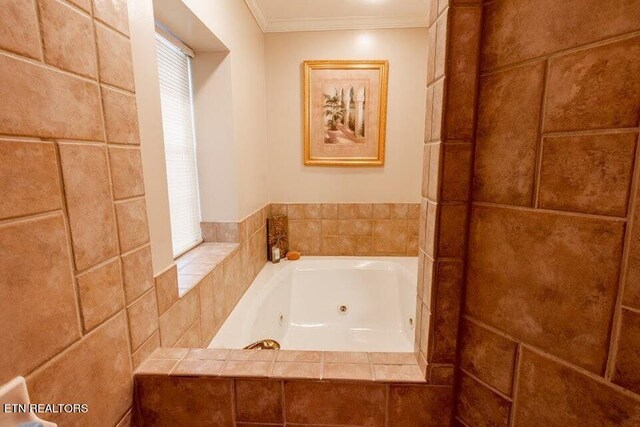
209,256,418,352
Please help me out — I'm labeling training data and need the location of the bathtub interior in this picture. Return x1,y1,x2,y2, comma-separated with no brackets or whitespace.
209,257,419,352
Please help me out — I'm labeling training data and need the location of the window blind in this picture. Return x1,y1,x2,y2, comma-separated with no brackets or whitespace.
156,32,202,257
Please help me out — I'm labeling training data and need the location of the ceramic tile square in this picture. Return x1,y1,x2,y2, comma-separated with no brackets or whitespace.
287,203,322,219
612,309,640,394
271,362,321,379
235,380,283,424
389,385,454,426
473,61,545,206
0,214,79,385
127,288,159,351
158,290,199,347
441,143,472,202
28,313,132,426
131,331,160,370
38,0,97,78
171,359,224,376
109,146,145,199
0,54,102,139
0,140,61,220
115,198,150,253
136,376,233,426
444,7,481,140
482,0,640,70
373,220,408,254
0,0,41,59
323,363,372,381
95,23,135,92
93,0,130,35
459,319,517,396
59,143,119,270
284,381,386,426
430,261,464,363
515,348,640,425
155,264,179,315
174,319,201,348
538,133,636,217
102,86,140,145
338,203,373,219
456,373,511,427
545,36,640,132
121,245,154,303
465,205,624,373
77,258,124,332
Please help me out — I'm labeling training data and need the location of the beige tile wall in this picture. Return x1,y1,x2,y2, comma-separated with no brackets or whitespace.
415,0,482,396
152,205,270,355
267,203,420,256
454,0,640,425
133,348,454,426
0,1,143,425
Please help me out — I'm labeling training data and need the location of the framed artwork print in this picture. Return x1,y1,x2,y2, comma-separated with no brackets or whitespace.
303,60,389,167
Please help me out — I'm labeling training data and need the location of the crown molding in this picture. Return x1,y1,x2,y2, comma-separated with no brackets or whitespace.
243,0,427,33
244,0,268,32
264,15,428,32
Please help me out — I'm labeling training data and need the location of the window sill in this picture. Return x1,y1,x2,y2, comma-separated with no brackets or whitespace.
174,242,239,296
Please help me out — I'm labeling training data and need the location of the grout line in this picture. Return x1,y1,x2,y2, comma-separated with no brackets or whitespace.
0,134,43,142
75,254,120,277
542,127,640,138
24,308,127,382
523,344,640,402
0,207,62,226
480,29,640,76
471,200,628,222
622,305,640,315
57,0,91,18
508,344,522,427
0,48,100,85
113,194,146,205
455,416,472,427
31,0,45,63
531,59,549,208
93,15,131,40
51,141,85,337
89,9,136,368
100,80,136,96
460,368,513,402
604,131,640,380
464,314,640,403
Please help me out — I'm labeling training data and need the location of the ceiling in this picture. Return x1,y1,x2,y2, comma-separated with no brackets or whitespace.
244,0,429,32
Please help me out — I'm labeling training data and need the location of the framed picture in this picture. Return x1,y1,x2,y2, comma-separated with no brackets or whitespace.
303,60,389,167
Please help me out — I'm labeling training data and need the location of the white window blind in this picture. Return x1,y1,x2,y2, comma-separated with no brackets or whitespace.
156,32,202,257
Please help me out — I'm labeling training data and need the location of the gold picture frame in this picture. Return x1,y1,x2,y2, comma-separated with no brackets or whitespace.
303,60,389,167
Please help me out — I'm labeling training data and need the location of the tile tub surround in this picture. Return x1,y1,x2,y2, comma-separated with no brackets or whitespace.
134,348,454,426
153,206,269,351
268,203,420,256
200,204,271,244
451,0,640,425
415,0,483,398
0,0,144,425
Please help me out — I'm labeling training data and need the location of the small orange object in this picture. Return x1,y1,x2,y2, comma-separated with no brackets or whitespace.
286,251,301,261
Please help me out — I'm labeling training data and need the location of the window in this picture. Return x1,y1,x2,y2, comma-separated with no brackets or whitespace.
156,30,202,257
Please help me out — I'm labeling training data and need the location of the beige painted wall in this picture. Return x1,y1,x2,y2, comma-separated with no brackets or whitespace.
129,0,269,273
265,29,428,203
182,0,269,221
128,0,174,274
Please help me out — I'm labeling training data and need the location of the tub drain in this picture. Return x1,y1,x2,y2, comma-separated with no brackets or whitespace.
338,305,348,315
